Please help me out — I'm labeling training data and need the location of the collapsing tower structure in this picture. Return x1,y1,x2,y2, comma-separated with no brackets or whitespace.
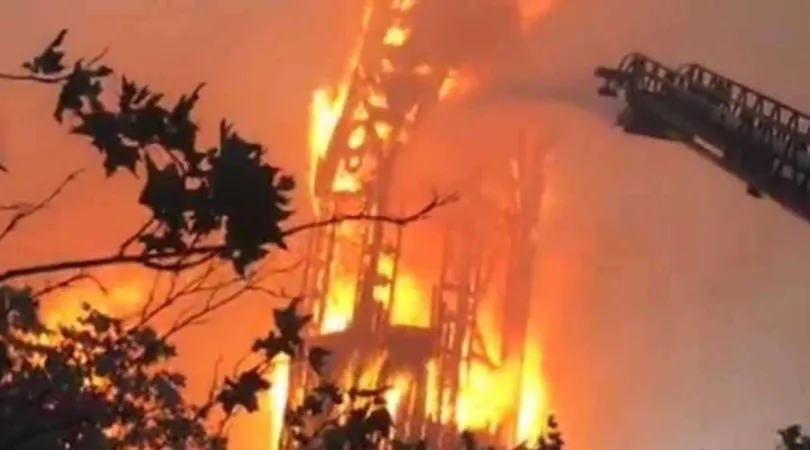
285,0,549,447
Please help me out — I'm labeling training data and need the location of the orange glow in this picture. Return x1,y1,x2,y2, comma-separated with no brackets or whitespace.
517,340,548,442
383,25,411,47
384,373,413,419
306,0,372,198
373,253,432,328
425,358,440,419
43,277,147,328
296,0,554,446
393,0,417,12
267,356,290,450
308,85,351,194
309,87,347,159
389,270,430,327
440,70,479,100
517,0,561,32
456,359,516,432
332,160,363,193
23,277,152,434
320,273,356,334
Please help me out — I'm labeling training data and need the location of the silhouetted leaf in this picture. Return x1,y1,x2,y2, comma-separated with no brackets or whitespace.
252,331,294,360
22,29,67,75
216,369,271,414
272,297,311,356
0,27,314,450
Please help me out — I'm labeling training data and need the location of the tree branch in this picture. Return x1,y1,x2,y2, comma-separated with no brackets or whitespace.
0,168,84,244
0,72,65,84
0,44,109,85
283,192,458,237
0,203,32,211
0,245,224,284
0,193,456,284
32,270,107,298
159,260,292,342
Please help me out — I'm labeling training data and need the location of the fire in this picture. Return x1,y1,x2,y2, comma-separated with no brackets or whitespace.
306,0,373,198
383,25,411,47
389,270,430,327
456,360,515,432
268,356,290,450
440,70,479,100
452,301,549,440
384,373,413,420
374,253,432,328
425,358,440,418
517,340,547,442
285,0,556,448
517,0,560,31
308,85,351,195
42,277,147,328
320,274,355,334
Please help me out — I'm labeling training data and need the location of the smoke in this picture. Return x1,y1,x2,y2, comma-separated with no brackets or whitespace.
468,2,810,450
399,1,810,450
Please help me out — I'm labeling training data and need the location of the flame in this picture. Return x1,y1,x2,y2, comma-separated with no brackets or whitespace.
321,274,356,334
456,359,516,432
517,340,547,442
383,25,411,47
308,86,349,189
42,278,146,328
440,70,479,100
517,0,560,32
385,373,413,420
267,356,290,450
390,270,430,327
306,0,373,198
24,278,153,436
425,358,440,418
296,0,554,446
374,253,431,328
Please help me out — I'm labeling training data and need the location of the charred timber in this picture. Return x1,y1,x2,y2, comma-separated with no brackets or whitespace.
293,0,553,447
430,178,497,433
595,53,810,224
292,0,467,447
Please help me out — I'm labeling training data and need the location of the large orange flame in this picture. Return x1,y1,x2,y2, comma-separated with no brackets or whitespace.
42,277,147,328
272,0,554,448
267,356,290,450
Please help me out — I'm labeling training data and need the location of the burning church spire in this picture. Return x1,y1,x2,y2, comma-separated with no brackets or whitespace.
270,0,559,448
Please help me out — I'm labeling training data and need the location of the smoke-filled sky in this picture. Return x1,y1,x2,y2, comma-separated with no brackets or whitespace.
2,1,810,450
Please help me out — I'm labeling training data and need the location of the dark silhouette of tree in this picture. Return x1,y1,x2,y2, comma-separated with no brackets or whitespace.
0,31,451,284
0,272,325,448
778,425,810,450
0,29,453,449
279,351,563,450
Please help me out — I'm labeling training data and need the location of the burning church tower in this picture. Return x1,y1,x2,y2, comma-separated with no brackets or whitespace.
277,0,553,447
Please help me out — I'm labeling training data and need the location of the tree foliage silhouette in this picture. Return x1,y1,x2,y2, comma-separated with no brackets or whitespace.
0,29,452,449
0,29,451,283
280,352,564,450
0,281,315,449
6,28,293,277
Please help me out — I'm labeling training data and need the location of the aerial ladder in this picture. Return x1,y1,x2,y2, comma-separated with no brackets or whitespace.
595,53,810,223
